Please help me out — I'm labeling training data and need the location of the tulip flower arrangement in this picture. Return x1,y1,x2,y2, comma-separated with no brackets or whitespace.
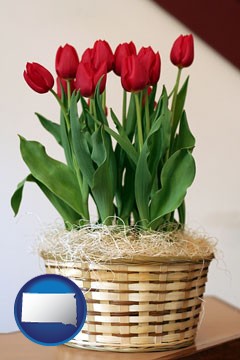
12,35,195,231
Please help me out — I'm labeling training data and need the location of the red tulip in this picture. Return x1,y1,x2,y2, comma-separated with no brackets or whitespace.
23,62,54,94
82,40,114,73
55,44,79,79
170,34,194,68
81,48,93,64
93,40,114,72
138,46,161,85
113,41,136,76
56,77,75,98
121,55,148,92
75,61,107,98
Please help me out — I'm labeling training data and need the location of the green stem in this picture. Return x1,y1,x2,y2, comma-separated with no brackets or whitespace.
50,89,70,131
134,93,143,152
82,178,90,220
144,88,150,136
89,98,97,118
66,80,72,109
167,87,175,100
122,90,127,129
170,67,182,142
178,200,185,227
89,98,94,116
72,155,89,220
102,90,106,113
89,98,98,130
93,99,98,130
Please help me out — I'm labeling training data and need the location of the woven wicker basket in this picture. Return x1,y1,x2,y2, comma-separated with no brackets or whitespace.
43,255,212,352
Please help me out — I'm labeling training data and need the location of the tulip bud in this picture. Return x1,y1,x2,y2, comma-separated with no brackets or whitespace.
170,34,194,68
55,44,79,79
75,61,107,98
113,41,136,76
75,62,93,98
138,46,161,85
121,55,148,92
56,77,75,98
82,40,114,73
23,62,54,94
93,40,114,72
81,48,93,64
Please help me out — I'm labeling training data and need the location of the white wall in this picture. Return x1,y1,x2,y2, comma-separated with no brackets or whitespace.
1,0,240,332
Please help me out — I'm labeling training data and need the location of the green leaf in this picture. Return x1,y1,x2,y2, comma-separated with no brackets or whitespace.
111,97,137,219
114,143,125,215
94,83,108,125
11,174,81,224
11,176,30,216
148,96,171,176
91,127,105,166
134,101,171,227
110,109,122,130
80,96,94,133
19,136,85,217
134,90,171,227
150,149,196,230
103,122,138,166
176,111,195,151
60,109,73,168
126,93,136,138
114,138,135,222
59,78,68,108
178,200,186,225
148,84,157,113
118,160,135,222
34,177,82,224
175,77,189,119
89,107,138,166
151,86,166,125
35,113,62,146
91,127,115,223
172,77,189,136
70,93,95,188
135,142,152,226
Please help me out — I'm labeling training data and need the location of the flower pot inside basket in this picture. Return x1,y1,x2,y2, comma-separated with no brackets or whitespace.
41,229,214,352
43,257,212,352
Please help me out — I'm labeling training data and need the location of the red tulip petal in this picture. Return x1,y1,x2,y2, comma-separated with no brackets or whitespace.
75,62,94,98
55,44,79,79
23,70,48,93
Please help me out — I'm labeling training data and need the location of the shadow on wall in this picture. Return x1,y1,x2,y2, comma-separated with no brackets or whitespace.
153,0,240,69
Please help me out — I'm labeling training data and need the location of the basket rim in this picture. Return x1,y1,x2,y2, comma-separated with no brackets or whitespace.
41,251,214,264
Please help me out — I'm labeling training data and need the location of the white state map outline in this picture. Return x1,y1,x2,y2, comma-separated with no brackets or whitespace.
21,293,77,326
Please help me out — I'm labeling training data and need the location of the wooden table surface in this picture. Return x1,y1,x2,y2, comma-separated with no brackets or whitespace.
1,297,240,360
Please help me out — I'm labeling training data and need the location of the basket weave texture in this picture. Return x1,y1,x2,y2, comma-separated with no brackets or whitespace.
44,257,212,352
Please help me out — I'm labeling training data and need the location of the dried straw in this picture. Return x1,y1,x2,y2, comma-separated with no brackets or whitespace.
39,223,215,264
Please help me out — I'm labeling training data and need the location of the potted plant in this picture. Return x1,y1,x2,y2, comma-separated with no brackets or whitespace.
11,35,214,352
